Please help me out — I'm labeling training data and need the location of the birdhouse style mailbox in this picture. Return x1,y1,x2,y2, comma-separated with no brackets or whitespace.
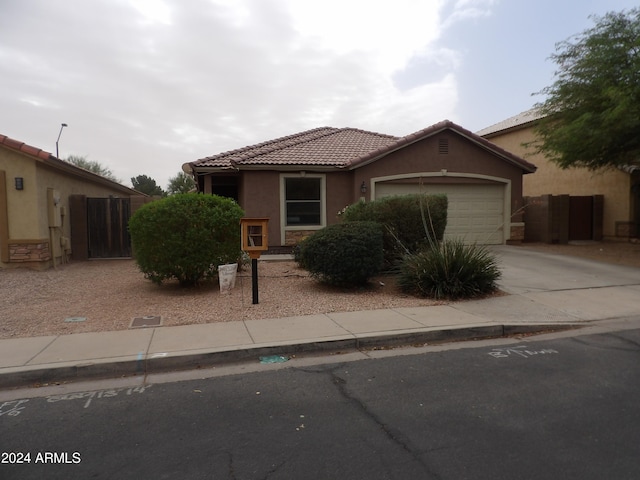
240,218,269,305
241,217,269,259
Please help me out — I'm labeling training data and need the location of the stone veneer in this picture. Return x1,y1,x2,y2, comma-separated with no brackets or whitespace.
9,241,51,263
508,223,525,244
285,230,316,246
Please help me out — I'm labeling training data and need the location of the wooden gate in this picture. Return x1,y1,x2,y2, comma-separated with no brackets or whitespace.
569,196,593,241
87,197,131,258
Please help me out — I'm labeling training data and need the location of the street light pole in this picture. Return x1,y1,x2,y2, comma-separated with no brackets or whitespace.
56,123,68,158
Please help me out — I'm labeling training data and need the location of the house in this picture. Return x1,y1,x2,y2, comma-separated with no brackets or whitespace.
183,120,536,249
0,133,147,269
477,109,640,242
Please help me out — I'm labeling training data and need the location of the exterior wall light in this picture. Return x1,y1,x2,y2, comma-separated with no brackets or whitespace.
360,181,367,194
15,177,24,190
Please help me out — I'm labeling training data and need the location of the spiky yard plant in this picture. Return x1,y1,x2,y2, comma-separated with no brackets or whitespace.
398,238,501,300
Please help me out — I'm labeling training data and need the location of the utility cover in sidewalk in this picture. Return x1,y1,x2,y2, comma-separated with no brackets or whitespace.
65,317,87,323
130,316,162,328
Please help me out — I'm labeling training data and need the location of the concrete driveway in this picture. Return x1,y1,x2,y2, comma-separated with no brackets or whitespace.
448,245,640,325
491,245,640,295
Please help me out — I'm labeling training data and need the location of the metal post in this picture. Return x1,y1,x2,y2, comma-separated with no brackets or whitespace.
252,258,259,304
56,123,68,158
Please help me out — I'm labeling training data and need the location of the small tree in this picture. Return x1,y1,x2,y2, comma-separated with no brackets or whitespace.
128,193,244,286
167,171,196,195
66,155,121,183
131,174,165,196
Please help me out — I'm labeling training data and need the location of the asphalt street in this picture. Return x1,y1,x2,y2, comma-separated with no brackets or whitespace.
2,324,640,480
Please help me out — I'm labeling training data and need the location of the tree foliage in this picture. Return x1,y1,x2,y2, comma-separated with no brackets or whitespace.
167,171,196,195
66,155,121,183
533,8,640,170
131,174,165,196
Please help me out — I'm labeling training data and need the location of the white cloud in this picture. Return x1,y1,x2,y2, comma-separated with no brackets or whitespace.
286,0,444,72
0,0,498,188
129,0,172,25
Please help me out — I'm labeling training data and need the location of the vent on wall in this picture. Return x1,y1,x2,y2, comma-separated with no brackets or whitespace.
438,138,449,155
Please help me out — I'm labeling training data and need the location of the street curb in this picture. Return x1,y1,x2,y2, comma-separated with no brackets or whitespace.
0,324,581,389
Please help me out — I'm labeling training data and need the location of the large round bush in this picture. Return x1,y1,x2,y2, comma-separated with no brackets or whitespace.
398,238,501,300
342,194,448,266
297,221,384,287
128,193,244,286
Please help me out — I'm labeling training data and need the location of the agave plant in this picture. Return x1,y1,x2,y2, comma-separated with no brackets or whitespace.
398,238,501,300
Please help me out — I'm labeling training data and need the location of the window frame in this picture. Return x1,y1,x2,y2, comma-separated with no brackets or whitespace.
280,173,326,236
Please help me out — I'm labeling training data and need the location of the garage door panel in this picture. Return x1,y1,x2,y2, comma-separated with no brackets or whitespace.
375,183,505,244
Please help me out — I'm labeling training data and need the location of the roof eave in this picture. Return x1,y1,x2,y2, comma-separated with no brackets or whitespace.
480,119,540,139
347,120,536,174
233,164,342,172
43,156,147,196
455,132,537,174
185,164,239,173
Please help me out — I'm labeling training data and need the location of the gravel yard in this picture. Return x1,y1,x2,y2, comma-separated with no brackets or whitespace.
0,259,439,339
1,240,638,339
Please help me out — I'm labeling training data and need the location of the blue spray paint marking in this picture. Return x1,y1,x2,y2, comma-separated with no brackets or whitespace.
136,352,144,373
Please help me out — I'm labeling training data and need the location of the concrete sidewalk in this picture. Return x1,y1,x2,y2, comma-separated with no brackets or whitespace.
2,245,640,389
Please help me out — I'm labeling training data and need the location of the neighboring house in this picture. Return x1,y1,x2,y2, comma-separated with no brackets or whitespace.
183,120,536,249
478,109,640,241
0,133,147,269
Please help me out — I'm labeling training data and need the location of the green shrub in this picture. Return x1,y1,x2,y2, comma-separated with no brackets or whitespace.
128,193,244,286
297,221,384,287
342,194,448,266
398,238,501,300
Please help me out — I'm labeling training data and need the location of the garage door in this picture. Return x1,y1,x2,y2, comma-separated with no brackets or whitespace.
375,183,505,244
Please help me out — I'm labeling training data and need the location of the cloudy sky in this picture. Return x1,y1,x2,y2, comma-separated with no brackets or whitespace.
1,0,637,189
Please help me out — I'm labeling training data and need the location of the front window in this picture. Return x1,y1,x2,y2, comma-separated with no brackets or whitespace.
285,177,321,226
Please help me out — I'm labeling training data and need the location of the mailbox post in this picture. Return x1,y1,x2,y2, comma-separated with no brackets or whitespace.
240,218,269,304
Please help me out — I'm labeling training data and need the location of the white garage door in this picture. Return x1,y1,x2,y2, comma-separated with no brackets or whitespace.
375,183,505,244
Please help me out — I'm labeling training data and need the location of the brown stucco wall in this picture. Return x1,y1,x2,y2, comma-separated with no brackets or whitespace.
356,132,528,225
239,171,282,245
326,171,354,225
486,125,634,239
238,170,355,247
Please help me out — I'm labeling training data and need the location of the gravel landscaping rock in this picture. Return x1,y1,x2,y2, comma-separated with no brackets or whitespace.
0,259,438,339
1,240,638,339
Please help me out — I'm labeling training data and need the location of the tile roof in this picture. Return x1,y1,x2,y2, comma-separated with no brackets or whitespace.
0,133,53,161
476,108,544,137
193,127,399,169
189,120,536,173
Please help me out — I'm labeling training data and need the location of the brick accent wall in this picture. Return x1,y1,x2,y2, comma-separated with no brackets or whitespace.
285,230,316,246
9,240,50,263
508,223,525,244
